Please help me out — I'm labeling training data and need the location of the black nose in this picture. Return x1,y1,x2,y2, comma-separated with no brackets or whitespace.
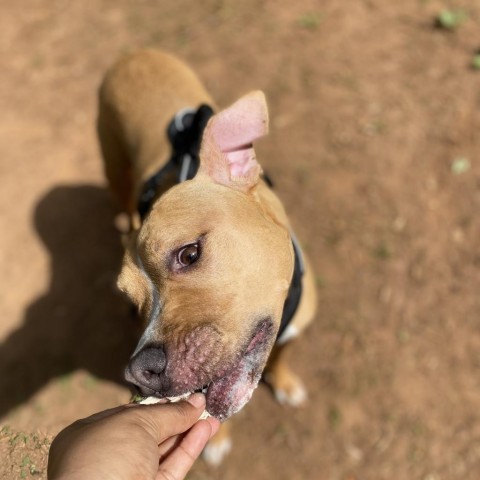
128,345,167,392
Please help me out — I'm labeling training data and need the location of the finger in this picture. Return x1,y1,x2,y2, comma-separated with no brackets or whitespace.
132,393,208,443
77,405,128,424
205,416,221,438
155,420,213,480
158,434,182,462
157,416,220,461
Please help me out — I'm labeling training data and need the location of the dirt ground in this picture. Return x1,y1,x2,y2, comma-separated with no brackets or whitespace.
1,0,480,478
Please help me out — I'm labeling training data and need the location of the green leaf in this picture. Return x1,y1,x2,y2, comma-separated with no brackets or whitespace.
472,54,480,70
436,9,468,30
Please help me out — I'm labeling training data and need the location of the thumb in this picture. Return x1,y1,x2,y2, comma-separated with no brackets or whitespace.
130,394,208,443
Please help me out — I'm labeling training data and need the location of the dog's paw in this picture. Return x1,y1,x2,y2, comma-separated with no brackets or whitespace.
274,380,308,407
202,436,232,466
266,370,308,407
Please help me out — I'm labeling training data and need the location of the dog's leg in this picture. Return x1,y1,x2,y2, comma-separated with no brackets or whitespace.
264,341,307,407
202,421,232,466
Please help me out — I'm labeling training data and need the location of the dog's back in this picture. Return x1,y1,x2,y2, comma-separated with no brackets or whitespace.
98,49,214,215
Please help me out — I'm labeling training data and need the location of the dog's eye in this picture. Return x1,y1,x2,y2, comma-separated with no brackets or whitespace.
177,243,200,267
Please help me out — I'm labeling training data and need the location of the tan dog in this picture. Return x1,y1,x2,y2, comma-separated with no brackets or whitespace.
97,49,316,465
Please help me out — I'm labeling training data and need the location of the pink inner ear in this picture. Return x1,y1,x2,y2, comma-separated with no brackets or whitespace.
210,91,268,177
199,91,269,190
211,112,266,152
224,143,255,176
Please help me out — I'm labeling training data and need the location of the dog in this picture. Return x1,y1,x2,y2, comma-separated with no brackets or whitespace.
97,49,317,465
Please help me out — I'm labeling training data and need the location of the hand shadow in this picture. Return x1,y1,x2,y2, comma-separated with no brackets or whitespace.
0,185,139,418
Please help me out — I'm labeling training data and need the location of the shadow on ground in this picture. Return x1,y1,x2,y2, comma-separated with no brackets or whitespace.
0,185,138,417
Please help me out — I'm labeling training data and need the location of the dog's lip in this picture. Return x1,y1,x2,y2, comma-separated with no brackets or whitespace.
132,384,157,398
204,317,274,420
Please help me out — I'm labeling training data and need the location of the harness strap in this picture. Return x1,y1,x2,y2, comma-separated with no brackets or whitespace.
137,104,214,219
276,236,304,341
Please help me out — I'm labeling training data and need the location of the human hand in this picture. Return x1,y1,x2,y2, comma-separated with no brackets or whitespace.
47,393,219,480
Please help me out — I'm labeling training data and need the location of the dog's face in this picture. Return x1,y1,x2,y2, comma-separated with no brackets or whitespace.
122,92,294,420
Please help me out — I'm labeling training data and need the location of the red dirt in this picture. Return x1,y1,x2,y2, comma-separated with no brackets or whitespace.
1,1,480,479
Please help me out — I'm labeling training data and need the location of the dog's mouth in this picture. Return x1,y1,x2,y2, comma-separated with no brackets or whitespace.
133,318,275,421
204,318,274,420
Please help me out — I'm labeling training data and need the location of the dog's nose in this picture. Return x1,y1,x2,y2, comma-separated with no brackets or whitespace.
128,345,167,391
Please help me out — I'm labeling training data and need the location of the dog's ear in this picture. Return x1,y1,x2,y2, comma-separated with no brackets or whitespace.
198,90,269,192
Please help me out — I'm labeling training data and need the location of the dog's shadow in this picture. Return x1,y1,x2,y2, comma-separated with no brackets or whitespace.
0,185,139,418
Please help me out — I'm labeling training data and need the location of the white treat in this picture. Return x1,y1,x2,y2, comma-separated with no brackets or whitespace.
198,410,211,420
138,395,211,419
137,396,164,405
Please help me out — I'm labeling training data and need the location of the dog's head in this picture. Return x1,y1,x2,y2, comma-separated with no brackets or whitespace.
122,92,294,420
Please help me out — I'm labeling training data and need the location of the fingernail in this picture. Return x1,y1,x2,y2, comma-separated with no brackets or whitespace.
187,393,205,408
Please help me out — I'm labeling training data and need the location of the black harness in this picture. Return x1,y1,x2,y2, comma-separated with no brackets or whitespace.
278,234,304,341
137,105,304,342
137,105,214,219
